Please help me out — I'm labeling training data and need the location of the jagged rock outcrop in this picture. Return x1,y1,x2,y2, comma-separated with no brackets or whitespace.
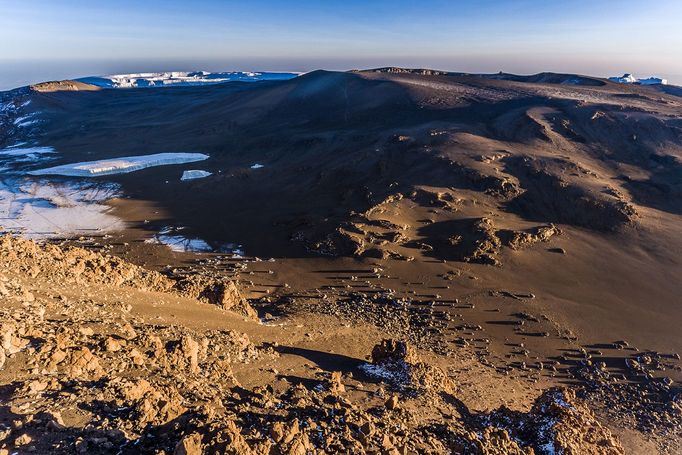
173,275,257,319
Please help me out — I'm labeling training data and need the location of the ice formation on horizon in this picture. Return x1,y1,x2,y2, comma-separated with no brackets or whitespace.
637,76,668,86
28,153,209,177
609,73,668,85
78,71,298,89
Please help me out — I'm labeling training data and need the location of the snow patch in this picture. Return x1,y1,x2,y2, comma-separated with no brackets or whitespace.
250,163,265,169
0,178,123,238
358,362,409,384
146,227,212,253
13,115,32,125
151,235,213,253
0,101,16,114
145,227,245,255
0,146,55,161
28,153,209,177
0,146,56,171
14,118,40,128
181,170,212,181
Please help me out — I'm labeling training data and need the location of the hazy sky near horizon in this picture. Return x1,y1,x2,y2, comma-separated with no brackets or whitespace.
1,0,681,89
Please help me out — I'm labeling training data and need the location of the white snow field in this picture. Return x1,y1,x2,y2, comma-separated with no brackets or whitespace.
0,178,124,238
78,71,298,89
181,170,212,181
28,153,209,177
0,142,124,238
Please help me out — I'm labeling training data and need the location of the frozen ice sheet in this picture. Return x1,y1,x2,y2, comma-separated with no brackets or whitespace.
28,153,209,177
181,170,212,181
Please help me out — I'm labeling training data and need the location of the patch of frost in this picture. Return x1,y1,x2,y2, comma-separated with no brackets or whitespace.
16,119,40,128
155,235,213,253
358,362,409,384
0,146,56,167
146,228,245,255
146,227,212,253
13,115,32,125
181,170,212,181
0,146,55,159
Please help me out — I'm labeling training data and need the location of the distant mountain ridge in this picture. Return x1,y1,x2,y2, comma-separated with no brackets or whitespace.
77,71,299,88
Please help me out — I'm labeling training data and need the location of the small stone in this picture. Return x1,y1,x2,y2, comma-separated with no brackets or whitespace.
360,421,375,437
46,411,66,430
129,348,145,366
385,395,400,410
14,433,32,446
104,337,122,352
174,433,203,455
28,380,48,394
270,421,285,442
179,335,200,373
328,371,345,395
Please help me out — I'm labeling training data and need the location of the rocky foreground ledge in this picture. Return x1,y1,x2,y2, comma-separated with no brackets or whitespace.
0,235,624,454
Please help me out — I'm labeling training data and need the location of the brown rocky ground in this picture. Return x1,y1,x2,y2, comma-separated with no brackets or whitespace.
0,235,641,454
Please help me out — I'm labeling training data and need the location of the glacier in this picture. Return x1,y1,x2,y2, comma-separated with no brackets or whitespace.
28,153,209,177
78,71,298,89
609,73,668,85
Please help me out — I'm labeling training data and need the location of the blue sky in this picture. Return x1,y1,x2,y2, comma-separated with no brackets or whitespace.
1,0,681,89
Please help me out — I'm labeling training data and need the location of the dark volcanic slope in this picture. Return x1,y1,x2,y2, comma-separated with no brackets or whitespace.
12,69,682,253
